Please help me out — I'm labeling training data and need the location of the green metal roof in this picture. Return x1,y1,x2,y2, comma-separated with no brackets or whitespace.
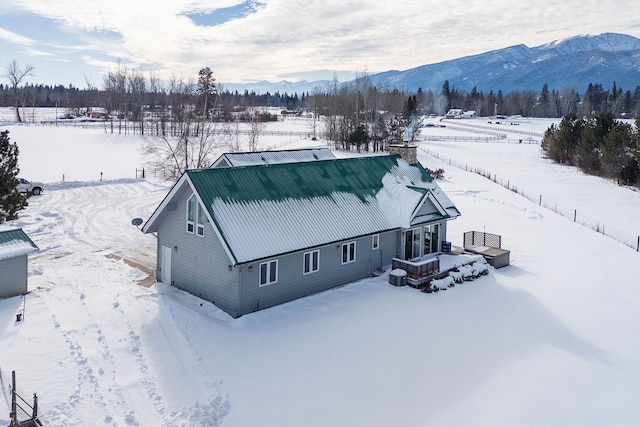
0,228,38,260
187,154,433,204
143,153,460,265
0,228,37,247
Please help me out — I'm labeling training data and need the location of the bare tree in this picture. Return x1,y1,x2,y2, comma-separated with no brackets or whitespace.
3,61,35,123
223,120,242,153
143,121,224,179
128,70,146,133
142,71,226,179
247,112,266,151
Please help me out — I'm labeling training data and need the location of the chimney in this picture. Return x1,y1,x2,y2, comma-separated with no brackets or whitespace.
388,143,418,165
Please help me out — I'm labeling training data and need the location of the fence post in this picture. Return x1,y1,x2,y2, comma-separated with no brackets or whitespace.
539,194,542,205
637,236,639,252
574,209,577,222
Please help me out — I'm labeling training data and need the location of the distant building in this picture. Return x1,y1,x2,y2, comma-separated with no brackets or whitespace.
445,109,476,119
445,109,463,119
210,148,335,168
0,229,38,299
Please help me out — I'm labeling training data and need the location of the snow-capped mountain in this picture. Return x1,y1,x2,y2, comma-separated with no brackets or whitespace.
224,33,640,95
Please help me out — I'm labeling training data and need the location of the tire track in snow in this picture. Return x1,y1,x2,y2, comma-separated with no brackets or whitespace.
25,180,167,280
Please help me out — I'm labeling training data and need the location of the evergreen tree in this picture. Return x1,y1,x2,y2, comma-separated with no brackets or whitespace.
196,67,217,119
0,130,27,221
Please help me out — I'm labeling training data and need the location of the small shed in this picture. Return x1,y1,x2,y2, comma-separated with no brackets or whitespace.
0,229,39,299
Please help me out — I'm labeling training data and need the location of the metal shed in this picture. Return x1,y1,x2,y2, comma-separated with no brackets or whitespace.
0,229,39,299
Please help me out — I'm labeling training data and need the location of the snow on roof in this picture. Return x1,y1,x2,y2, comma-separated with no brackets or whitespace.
173,155,460,264
0,228,39,261
210,147,335,168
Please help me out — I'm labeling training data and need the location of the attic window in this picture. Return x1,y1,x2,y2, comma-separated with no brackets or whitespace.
196,203,205,236
186,195,195,233
186,195,205,237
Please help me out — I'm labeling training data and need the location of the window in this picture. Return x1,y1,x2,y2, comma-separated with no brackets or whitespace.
186,195,195,233
423,224,440,255
404,228,422,260
196,203,205,236
303,250,320,274
342,241,356,264
186,195,205,237
372,234,380,250
259,260,278,286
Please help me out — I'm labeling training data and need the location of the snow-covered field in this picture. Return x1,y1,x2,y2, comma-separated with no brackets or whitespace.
1,115,640,426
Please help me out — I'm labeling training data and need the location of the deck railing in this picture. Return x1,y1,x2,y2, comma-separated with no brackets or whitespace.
391,257,440,284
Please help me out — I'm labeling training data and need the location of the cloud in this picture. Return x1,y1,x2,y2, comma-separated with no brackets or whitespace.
2,0,640,87
0,27,33,45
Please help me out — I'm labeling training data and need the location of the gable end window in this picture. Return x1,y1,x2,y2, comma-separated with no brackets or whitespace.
259,260,278,286
196,203,205,236
186,195,205,237
303,250,320,274
186,195,196,233
342,241,356,264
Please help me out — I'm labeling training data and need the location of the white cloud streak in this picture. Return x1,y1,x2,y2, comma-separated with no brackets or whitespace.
2,0,640,86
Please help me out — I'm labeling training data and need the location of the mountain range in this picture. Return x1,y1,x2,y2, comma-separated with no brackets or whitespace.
222,33,640,95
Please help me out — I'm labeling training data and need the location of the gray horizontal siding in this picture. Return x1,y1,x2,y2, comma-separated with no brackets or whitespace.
157,186,239,316
0,256,28,299
238,231,398,316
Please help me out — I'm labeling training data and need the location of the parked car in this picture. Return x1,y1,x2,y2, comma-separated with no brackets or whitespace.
17,178,45,196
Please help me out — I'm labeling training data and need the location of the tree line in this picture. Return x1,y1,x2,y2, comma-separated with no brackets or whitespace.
541,113,640,186
3,60,640,122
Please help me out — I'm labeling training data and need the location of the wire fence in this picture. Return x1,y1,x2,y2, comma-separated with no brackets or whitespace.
423,135,540,144
421,146,640,252
25,119,314,140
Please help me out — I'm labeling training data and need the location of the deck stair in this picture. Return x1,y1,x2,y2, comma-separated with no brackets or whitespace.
6,371,43,427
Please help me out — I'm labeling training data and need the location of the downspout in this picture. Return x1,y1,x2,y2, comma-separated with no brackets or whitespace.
237,265,242,317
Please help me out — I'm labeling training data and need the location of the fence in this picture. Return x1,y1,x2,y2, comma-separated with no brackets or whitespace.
463,231,502,249
424,135,540,144
421,146,640,252
30,120,313,140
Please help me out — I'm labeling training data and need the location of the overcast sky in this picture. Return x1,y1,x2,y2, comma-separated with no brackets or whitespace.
1,0,639,89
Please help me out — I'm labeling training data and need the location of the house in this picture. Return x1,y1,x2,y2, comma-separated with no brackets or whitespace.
0,229,39,299
210,147,335,168
142,151,460,317
445,109,464,119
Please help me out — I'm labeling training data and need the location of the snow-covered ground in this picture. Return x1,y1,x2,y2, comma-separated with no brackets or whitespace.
1,116,640,426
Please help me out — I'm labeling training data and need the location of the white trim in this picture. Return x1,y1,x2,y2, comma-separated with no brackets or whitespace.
303,250,320,275
259,259,278,286
196,203,205,237
142,175,239,265
371,234,380,250
341,241,356,264
186,194,196,234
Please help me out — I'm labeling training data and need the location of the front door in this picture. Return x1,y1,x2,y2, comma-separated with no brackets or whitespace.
161,245,172,284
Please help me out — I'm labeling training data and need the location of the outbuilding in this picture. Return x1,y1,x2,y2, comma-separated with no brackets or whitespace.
0,228,39,299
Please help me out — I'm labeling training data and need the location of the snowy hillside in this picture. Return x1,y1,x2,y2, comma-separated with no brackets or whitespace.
1,116,640,426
